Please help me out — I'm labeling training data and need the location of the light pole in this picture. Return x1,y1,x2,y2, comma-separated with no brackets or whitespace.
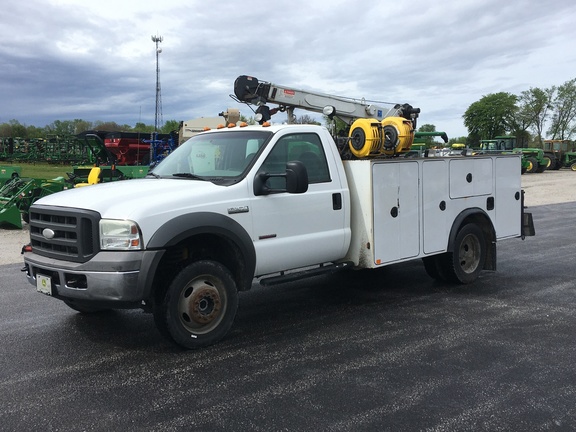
151,35,163,133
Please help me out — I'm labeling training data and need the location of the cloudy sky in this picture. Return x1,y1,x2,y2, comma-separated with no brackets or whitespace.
2,0,576,138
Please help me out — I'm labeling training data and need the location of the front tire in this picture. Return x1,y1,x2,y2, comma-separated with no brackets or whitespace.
154,260,238,349
443,223,487,284
526,157,538,173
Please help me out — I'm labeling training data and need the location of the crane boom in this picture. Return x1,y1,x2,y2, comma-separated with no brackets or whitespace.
233,75,420,126
233,75,421,158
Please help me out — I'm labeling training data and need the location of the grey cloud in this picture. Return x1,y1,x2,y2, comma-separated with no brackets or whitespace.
1,0,576,137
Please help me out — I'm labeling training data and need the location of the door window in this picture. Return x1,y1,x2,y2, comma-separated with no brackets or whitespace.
259,133,331,189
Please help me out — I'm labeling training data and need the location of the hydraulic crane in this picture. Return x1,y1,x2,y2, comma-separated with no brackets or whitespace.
232,75,421,158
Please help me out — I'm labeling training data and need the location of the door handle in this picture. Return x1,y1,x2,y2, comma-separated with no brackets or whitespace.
332,193,342,210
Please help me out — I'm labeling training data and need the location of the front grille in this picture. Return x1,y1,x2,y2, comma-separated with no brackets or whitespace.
29,205,100,263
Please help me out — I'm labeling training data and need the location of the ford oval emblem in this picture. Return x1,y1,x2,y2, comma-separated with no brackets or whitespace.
42,228,56,239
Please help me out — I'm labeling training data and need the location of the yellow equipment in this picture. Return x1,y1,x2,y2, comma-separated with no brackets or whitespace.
348,116,414,158
75,167,102,187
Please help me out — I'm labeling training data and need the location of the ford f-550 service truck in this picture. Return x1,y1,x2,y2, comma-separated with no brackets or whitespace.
22,77,534,349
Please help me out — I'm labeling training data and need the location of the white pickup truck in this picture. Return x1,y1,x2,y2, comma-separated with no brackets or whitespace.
22,123,534,349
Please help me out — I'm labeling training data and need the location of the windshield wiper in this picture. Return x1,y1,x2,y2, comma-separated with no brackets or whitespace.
172,173,206,180
146,172,161,179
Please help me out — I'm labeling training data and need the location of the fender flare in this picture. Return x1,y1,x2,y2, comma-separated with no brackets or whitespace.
147,212,256,288
447,207,495,251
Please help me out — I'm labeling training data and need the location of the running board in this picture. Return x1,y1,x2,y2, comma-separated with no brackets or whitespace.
259,261,353,287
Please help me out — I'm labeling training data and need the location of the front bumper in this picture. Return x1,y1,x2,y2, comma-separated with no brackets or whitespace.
23,249,164,306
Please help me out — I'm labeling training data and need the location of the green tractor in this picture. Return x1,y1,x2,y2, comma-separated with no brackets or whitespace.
477,138,530,173
492,136,547,174
542,140,576,171
0,175,70,229
523,150,547,173
0,165,22,184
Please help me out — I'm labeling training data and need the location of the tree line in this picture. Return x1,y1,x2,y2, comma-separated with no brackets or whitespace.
0,114,320,140
463,78,576,147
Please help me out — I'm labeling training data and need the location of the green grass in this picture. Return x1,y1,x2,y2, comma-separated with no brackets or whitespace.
18,163,74,179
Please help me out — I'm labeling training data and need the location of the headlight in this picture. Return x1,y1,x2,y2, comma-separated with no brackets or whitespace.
99,219,143,250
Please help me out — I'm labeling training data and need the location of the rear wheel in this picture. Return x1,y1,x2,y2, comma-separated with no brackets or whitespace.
422,255,449,282
542,155,554,169
154,260,238,349
442,223,486,284
571,162,576,172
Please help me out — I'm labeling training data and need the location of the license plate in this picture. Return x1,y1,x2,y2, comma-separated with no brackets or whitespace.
36,274,52,296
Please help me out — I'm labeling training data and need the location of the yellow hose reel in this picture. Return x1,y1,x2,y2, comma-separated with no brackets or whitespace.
348,117,414,158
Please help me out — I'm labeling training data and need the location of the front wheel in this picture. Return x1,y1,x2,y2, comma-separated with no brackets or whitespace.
154,260,239,349
526,157,538,173
442,223,487,284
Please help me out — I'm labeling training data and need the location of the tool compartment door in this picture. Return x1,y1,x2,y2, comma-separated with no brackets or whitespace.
495,156,522,238
372,161,420,264
449,158,493,198
422,159,449,254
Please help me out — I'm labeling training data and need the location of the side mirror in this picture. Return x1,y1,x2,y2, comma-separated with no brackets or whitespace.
253,160,309,196
285,161,308,193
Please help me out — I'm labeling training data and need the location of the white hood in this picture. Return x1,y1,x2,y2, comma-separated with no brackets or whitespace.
35,178,248,230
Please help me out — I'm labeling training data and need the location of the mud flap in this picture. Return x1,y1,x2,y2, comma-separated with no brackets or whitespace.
520,190,535,239
522,212,535,238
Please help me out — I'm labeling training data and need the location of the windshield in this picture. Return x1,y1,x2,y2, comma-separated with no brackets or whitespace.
150,130,272,184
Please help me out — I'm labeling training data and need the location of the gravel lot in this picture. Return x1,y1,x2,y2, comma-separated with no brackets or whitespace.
1,169,575,265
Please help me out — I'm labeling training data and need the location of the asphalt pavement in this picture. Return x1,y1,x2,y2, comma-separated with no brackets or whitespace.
1,202,575,431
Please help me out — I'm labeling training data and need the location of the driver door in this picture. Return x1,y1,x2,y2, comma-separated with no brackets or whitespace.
249,132,348,276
